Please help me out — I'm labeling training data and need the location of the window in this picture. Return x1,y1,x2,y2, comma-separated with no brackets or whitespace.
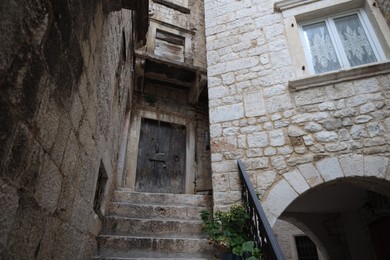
295,235,319,260
300,9,385,74
93,161,108,218
154,29,185,62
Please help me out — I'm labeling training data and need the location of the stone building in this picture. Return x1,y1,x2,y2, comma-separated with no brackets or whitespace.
204,0,390,259
0,0,390,259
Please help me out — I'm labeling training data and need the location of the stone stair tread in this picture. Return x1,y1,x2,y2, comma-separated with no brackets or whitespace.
108,203,207,220
105,215,204,223
99,234,209,240
112,191,212,207
95,249,216,259
92,256,210,260
109,200,210,208
97,191,217,259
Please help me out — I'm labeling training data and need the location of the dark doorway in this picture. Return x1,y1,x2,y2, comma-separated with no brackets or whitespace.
369,216,390,260
135,118,186,193
295,235,319,260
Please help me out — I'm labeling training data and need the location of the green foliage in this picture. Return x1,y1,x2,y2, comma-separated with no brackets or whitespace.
200,205,263,260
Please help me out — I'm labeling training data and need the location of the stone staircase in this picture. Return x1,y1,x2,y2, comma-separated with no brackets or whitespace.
94,189,217,259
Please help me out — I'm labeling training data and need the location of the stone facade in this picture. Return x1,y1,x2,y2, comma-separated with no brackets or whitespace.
204,0,390,258
0,0,135,258
378,0,390,26
204,0,390,215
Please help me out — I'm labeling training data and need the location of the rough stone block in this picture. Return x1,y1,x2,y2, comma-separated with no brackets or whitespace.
256,170,277,192
339,154,364,177
51,117,71,166
0,180,19,247
70,93,85,129
316,157,344,181
6,197,47,259
294,87,327,106
5,123,44,191
34,155,63,213
266,94,293,113
263,179,298,221
61,130,80,175
269,129,285,146
243,158,269,170
326,82,355,100
247,131,269,148
354,78,381,94
210,103,244,123
364,156,389,178
35,95,60,151
244,91,266,117
288,125,306,137
212,160,236,173
211,136,237,152
298,163,323,187
314,131,338,142
283,169,310,194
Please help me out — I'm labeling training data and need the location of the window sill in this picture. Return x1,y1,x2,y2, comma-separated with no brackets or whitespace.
274,0,320,12
289,61,390,92
153,0,190,14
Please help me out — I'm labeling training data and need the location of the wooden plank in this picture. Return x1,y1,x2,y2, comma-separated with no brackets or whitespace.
135,118,186,194
155,38,185,62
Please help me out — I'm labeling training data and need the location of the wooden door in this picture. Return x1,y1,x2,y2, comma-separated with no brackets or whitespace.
135,118,186,193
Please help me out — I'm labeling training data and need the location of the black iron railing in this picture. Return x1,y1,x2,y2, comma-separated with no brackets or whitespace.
237,160,285,260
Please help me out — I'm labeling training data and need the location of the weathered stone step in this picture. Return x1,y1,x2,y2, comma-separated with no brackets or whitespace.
113,190,212,207
108,202,207,220
93,257,210,260
97,235,216,258
103,216,205,238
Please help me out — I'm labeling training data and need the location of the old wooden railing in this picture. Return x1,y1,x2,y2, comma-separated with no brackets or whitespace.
237,160,285,260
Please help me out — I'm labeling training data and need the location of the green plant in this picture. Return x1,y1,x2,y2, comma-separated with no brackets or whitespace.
200,204,263,260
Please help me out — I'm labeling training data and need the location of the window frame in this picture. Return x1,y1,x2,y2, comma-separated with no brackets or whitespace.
299,8,386,74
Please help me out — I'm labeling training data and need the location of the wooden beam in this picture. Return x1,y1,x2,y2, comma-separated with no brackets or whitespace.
102,0,139,13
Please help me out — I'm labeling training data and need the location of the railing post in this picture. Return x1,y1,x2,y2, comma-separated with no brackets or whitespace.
237,160,285,260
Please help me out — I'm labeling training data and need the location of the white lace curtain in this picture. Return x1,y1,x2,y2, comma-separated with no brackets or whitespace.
303,14,377,74
334,14,377,67
303,21,341,74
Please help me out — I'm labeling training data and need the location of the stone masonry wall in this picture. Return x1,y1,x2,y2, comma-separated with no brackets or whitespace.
377,0,390,26
204,0,390,213
0,0,134,258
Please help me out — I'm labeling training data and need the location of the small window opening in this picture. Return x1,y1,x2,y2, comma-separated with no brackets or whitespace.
295,235,319,260
154,29,185,62
93,161,108,218
205,131,210,151
122,30,127,61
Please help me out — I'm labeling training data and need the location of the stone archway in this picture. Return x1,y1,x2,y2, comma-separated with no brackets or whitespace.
262,154,390,260
262,154,390,225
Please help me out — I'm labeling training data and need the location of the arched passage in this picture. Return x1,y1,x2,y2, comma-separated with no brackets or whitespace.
262,154,390,260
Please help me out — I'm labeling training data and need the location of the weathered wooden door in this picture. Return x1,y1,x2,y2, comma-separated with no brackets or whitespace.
135,118,186,193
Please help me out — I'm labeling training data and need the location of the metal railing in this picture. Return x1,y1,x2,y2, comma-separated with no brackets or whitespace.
237,160,285,260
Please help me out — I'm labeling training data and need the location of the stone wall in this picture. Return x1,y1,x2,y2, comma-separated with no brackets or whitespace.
204,0,390,214
0,0,134,258
377,0,390,26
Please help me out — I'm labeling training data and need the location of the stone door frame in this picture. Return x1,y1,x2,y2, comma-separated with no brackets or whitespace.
125,108,196,194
